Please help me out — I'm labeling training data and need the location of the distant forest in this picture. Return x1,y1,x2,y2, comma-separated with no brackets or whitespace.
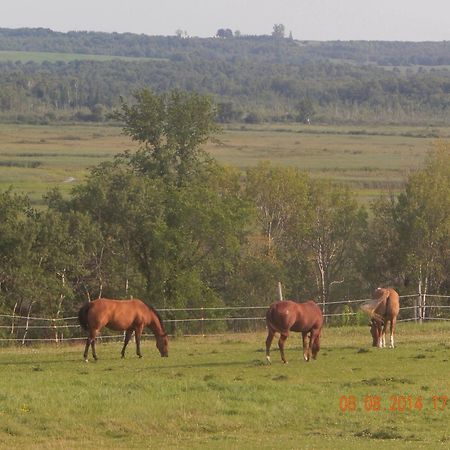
1,28,450,124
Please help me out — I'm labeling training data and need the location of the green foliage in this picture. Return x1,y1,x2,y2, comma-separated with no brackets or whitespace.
112,89,219,184
1,29,450,124
0,91,449,320
366,143,450,294
58,90,250,310
295,98,315,123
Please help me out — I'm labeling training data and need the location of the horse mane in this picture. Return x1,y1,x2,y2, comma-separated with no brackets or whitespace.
144,303,166,334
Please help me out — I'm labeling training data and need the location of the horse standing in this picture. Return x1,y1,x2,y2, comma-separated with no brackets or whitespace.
265,300,323,364
363,287,400,348
78,298,168,362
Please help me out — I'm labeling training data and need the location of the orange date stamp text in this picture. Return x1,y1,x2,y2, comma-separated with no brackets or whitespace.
339,394,448,412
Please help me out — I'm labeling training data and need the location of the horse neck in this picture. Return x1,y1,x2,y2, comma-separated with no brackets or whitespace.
147,315,165,337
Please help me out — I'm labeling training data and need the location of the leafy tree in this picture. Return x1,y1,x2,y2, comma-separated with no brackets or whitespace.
295,98,315,124
365,194,404,287
246,162,309,256
111,88,219,185
32,207,109,312
272,24,286,39
366,143,450,307
216,29,233,39
287,180,368,310
245,163,312,301
216,101,241,123
74,89,251,310
0,190,33,311
396,143,450,296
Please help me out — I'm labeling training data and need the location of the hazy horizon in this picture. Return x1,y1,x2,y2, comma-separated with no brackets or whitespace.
2,0,450,42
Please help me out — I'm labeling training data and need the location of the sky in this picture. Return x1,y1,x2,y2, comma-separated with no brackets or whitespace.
2,0,450,41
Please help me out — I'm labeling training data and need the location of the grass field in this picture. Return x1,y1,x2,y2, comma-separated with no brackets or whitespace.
0,323,448,449
0,122,449,205
0,50,164,63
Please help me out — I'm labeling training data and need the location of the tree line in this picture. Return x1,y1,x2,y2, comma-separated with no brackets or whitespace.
1,28,450,124
0,90,448,331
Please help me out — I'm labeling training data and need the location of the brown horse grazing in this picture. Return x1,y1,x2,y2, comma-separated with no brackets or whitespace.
365,287,400,348
265,300,323,364
78,298,168,362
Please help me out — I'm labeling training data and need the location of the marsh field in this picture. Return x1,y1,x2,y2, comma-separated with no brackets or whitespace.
0,324,448,449
1,122,449,205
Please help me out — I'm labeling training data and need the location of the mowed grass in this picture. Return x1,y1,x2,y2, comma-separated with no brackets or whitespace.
0,323,448,449
1,122,449,204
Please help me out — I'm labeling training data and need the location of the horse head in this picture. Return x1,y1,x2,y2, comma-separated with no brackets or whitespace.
156,333,169,357
370,319,379,346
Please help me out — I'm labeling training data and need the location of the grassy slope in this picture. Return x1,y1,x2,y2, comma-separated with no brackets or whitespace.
0,323,448,449
1,123,448,205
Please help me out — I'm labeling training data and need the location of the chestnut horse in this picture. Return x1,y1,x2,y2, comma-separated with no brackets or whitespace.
78,298,168,362
265,300,323,364
365,287,400,348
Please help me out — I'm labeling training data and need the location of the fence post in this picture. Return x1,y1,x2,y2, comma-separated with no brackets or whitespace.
53,319,59,344
21,301,35,345
419,293,424,324
10,302,17,335
201,306,204,337
277,282,284,301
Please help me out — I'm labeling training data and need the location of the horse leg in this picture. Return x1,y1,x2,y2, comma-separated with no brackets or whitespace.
135,325,144,358
90,330,98,360
83,329,98,362
265,329,275,364
121,329,133,358
377,322,384,348
302,332,309,361
310,330,321,360
278,333,289,364
389,318,397,348
381,322,387,348
83,337,91,362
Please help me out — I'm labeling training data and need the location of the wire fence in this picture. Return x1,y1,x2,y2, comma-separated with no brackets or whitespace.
0,294,449,345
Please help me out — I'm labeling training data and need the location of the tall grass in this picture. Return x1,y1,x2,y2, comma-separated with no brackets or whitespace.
0,122,448,204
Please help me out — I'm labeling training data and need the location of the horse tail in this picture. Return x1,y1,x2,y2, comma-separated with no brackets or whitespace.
265,305,277,331
78,302,92,331
312,333,321,354
385,294,391,321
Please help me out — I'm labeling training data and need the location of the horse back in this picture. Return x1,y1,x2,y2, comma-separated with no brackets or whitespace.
386,288,400,318
87,298,151,330
266,300,323,334
373,288,400,320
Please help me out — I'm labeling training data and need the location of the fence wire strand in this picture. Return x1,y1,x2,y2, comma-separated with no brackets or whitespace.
1,294,449,344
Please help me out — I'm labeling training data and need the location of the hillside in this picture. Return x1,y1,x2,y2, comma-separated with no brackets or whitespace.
1,28,450,125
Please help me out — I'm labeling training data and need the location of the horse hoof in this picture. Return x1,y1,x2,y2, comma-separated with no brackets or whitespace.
282,360,288,364
84,359,89,363
266,356,271,364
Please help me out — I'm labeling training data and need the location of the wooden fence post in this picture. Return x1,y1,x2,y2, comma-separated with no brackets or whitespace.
277,282,284,301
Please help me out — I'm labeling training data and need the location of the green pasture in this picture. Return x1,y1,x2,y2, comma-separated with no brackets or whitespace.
0,122,449,204
0,50,163,64
0,323,448,449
